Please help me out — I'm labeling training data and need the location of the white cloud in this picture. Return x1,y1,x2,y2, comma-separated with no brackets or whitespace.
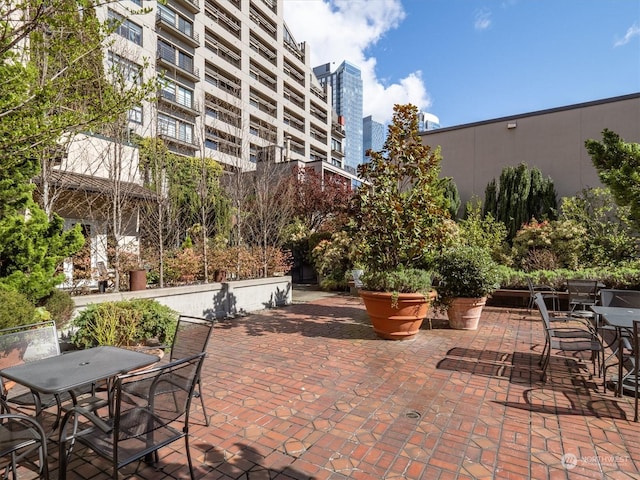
474,8,492,31
614,22,640,47
284,0,431,124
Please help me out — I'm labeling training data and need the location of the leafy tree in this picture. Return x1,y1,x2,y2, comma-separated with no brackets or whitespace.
244,155,296,278
484,163,558,241
0,197,83,302
585,129,640,230
458,199,508,263
1,1,154,298
289,166,352,233
561,187,639,265
139,140,231,284
441,177,461,219
511,219,587,271
352,104,455,276
0,1,109,301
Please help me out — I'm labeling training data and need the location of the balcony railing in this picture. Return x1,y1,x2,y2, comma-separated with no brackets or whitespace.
156,13,200,47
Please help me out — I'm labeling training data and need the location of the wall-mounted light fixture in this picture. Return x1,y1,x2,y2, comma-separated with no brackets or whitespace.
507,122,517,129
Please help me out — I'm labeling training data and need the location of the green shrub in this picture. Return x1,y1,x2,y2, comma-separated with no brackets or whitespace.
495,264,640,291
311,231,354,291
435,246,501,303
40,289,75,329
71,299,178,349
511,219,587,271
458,199,509,263
361,268,432,295
0,290,36,329
560,187,639,266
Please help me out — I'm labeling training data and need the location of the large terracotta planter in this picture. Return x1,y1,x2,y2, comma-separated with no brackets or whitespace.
446,297,487,330
359,290,433,340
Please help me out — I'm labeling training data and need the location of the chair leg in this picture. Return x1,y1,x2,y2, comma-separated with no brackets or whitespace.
59,440,68,480
185,434,195,480
540,339,550,367
541,349,551,382
196,379,210,426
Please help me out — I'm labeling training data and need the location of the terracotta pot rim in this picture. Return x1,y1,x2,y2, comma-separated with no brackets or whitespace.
359,290,434,299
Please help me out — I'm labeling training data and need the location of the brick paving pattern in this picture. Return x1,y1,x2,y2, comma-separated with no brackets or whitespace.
18,292,640,478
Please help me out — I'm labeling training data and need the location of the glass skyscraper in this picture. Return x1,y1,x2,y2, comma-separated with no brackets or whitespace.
313,61,363,172
362,115,385,163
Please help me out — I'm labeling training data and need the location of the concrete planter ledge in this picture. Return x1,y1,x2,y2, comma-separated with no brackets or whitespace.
72,276,293,319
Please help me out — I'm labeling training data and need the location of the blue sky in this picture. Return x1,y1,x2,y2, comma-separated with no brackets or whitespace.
284,0,640,127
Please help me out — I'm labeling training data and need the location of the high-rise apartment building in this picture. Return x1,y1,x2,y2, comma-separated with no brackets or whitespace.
97,0,353,179
313,61,363,173
362,115,385,163
417,112,441,131
29,0,359,287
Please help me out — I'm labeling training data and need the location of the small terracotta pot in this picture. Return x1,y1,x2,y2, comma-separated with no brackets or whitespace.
446,297,487,330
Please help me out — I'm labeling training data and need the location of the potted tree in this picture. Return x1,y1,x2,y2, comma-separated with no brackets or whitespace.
434,245,501,330
352,104,455,340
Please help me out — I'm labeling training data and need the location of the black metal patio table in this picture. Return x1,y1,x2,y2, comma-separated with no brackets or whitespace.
0,346,159,427
591,306,640,397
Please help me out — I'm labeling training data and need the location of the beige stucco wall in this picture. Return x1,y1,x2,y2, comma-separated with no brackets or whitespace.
421,93,640,211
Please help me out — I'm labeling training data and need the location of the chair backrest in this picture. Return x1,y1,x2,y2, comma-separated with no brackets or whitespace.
534,293,552,332
0,398,49,479
352,270,364,289
526,277,535,294
599,289,640,308
96,261,108,276
0,321,60,371
169,315,215,362
566,279,599,305
114,352,206,427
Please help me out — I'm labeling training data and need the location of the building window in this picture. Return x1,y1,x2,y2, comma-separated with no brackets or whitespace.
160,79,193,109
158,113,176,137
158,4,193,37
158,113,194,144
176,85,193,109
108,10,142,46
206,107,218,119
160,78,175,102
107,51,142,84
177,50,193,73
128,105,143,124
178,122,193,143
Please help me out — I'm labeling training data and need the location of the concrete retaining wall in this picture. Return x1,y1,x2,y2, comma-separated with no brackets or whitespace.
71,276,293,319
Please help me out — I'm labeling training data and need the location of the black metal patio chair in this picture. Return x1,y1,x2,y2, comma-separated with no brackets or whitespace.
599,289,640,397
0,322,65,424
534,293,603,386
0,398,49,479
58,352,206,480
121,315,214,425
566,279,600,321
526,277,559,313
0,321,106,430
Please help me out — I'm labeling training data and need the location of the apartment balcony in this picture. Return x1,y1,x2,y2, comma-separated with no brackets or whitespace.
159,132,197,152
331,145,345,157
156,13,200,48
156,53,200,83
158,92,200,117
331,123,346,137
283,39,304,62
171,0,200,14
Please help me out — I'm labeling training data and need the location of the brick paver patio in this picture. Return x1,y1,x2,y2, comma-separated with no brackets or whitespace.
23,289,640,478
